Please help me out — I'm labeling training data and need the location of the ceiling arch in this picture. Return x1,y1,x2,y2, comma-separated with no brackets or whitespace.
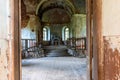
36,0,76,19
42,8,71,24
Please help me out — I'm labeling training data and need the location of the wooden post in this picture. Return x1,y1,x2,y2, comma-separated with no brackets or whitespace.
93,0,104,80
86,0,93,80
10,0,21,80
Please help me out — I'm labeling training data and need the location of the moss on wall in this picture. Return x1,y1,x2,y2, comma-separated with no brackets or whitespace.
70,14,86,38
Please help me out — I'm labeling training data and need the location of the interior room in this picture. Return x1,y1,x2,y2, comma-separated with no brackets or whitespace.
21,0,87,80
1,0,120,80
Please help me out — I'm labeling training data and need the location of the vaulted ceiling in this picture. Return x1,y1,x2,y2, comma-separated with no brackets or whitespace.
21,0,86,26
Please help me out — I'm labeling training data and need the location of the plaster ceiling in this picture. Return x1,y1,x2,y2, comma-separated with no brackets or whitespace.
42,8,70,24
21,0,86,24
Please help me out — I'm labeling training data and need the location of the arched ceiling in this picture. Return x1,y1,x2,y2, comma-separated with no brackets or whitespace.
36,0,75,20
42,8,71,24
21,0,86,24
22,0,86,14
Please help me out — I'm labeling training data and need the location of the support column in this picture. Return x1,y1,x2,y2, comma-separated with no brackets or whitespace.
70,14,86,38
86,0,93,80
93,0,103,80
37,24,43,45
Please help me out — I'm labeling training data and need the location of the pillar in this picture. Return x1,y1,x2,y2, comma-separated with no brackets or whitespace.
70,14,86,38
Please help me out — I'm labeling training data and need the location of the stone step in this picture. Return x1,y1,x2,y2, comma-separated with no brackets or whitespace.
44,45,71,57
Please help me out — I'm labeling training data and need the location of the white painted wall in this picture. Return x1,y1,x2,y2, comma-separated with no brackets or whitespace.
102,0,120,36
21,27,36,39
0,0,10,80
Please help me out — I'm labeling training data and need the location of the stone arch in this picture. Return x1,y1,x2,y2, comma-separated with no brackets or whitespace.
36,0,76,17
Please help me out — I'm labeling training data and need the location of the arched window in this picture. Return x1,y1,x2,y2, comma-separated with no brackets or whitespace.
43,26,50,41
43,28,47,41
65,27,69,40
62,26,70,41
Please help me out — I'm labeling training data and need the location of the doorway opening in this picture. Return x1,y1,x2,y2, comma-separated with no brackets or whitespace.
14,0,96,80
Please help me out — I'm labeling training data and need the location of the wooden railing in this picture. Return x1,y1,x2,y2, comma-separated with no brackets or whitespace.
75,37,87,50
66,37,87,50
22,46,44,59
21,39,36,50
67,37,76,48
21,39,44,59
67,37,87,57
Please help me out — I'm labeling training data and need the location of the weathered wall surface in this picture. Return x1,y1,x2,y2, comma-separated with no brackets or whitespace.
70,14,86,38
102,0,120,79
104,36,120,80
0,0,10,80
21,15,40,39
21,0,30,28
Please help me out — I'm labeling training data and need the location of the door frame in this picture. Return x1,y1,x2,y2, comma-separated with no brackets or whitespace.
10,0,103,80
10,0,21,80
86,0,93,80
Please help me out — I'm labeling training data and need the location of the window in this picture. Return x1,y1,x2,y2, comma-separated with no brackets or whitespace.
43,28,47,41
62,26,70,41
65,28,69,40
43,27,50,41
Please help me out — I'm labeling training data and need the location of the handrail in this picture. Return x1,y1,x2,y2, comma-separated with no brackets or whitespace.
21,39,36,50
75,37,86,50
22,45,44,59
66,37,87,57
21,39,44,59
66,37,87,50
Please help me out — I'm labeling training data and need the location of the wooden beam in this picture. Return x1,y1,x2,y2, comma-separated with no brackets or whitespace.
86,0,93,80
93,0,104,80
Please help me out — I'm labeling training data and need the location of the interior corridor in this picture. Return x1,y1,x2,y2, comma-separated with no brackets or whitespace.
22,57,87,80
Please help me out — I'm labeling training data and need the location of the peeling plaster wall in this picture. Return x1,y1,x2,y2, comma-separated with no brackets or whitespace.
70,14,86,38
104,36,120,80
0,0,10,80
21,0,30,28
21,15,41,39
21,28,36,39
102,0,120,79
23,0,39,13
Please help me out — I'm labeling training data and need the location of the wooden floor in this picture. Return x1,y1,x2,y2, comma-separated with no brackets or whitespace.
22,57,87,80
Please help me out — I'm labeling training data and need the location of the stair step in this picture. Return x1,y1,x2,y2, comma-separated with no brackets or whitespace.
44,45,71,57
